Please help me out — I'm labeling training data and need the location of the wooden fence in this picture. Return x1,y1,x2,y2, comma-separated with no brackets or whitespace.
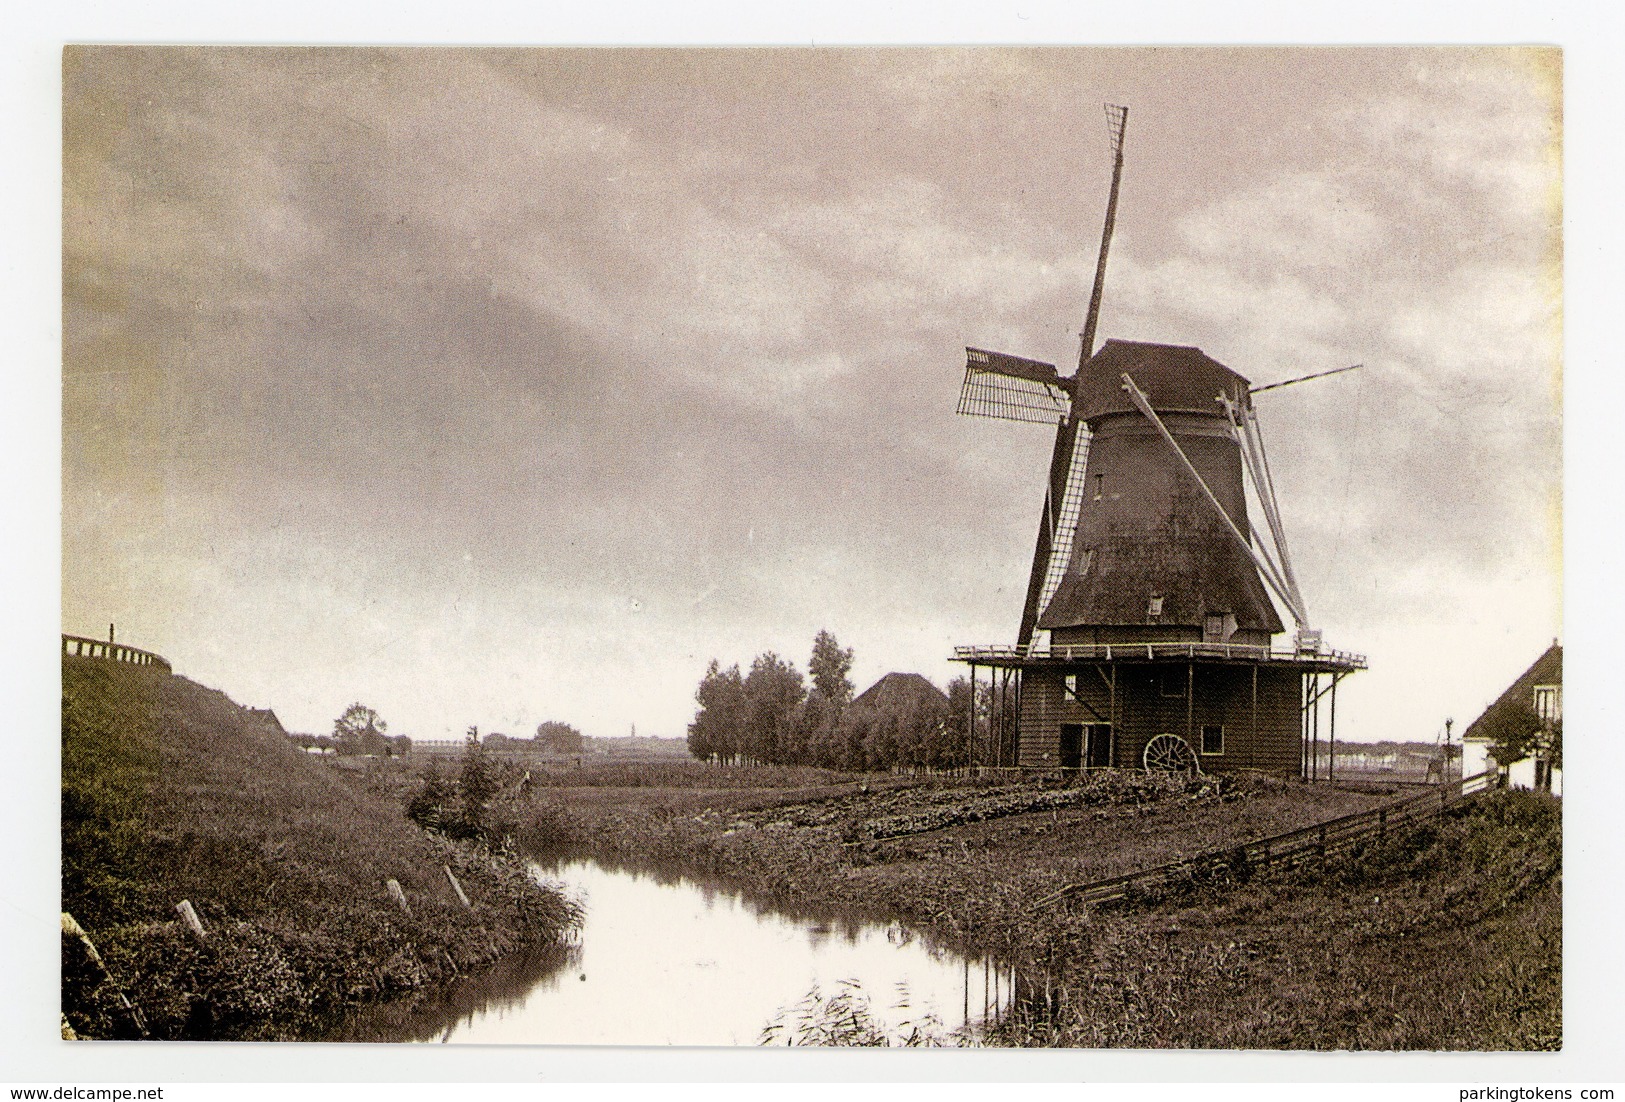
1036,770,1498,910
62,634,172,673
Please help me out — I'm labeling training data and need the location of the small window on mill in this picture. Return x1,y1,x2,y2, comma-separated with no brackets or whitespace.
1147,595,1164,618
1201,724,1224,755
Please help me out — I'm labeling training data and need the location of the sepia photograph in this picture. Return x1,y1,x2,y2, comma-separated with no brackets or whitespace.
57,44,1565,1052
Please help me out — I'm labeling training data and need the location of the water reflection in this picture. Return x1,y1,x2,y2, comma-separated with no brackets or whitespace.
334,856,1018,1046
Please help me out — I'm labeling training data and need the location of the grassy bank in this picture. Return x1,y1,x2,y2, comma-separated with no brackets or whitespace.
534,770,1388,953
61,657,580,1041
522,767,1559,1049
984,790,1561,1049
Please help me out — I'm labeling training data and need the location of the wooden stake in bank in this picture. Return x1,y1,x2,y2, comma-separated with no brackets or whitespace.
175,900,207,942
386,878,412,916
62,912,147,1036
443,865,472,909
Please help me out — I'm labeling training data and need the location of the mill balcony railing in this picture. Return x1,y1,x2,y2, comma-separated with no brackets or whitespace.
952,639,1367,670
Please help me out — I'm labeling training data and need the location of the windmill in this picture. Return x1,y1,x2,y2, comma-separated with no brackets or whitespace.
952,105,1365,777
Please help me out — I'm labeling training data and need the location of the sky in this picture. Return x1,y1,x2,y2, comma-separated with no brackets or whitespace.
61,46,1562,744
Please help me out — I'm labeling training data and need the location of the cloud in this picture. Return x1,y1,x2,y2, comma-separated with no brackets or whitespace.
1175,172,1387,270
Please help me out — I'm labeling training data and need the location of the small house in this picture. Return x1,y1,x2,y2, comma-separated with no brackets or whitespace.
247,707,287,736
851,672,950,713
1461,642,1562,794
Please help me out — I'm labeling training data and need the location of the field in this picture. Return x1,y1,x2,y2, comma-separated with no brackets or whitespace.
511,762,1560,1049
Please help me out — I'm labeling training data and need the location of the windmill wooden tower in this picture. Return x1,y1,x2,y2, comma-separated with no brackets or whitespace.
953,105,1364,776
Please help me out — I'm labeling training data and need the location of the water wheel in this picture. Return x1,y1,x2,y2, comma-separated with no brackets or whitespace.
1142,733,1199,774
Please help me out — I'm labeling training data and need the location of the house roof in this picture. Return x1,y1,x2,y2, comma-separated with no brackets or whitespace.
247,707,287,734
1461,642,1562,743
851,672,949,712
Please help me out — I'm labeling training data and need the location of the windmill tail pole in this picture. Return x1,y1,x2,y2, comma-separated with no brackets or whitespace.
1250,363,1362,394
1078,104,1128,370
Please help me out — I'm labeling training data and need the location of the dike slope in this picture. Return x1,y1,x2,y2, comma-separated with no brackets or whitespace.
61,656,578,1041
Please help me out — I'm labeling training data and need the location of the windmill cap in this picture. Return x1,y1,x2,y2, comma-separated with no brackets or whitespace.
1072,340,1253,423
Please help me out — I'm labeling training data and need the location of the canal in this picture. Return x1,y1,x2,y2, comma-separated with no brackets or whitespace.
337,856,1016,1045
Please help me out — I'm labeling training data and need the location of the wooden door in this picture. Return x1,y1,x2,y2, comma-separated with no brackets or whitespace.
1085,723,1113,768
1059,723,1084,769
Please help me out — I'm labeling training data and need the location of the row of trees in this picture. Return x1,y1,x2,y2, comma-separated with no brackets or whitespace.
486,721,586,756
297,705,585,758
686,630,981,772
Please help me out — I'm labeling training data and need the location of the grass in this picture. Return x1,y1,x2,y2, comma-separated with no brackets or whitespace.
760,979,955,1047
531,769,1389,946
985,791,1561,1049
60,657,580,1041
516,761,1559,1049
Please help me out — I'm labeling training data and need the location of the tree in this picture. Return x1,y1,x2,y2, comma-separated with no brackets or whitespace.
796,691,837,768
1483,702,1543,770
459,726,496,821
332,703,389,757
744,652,807,764
945,677,989,770
1482,702,1562,791
689,660,748,764
535,720,584,755
808,630,855,711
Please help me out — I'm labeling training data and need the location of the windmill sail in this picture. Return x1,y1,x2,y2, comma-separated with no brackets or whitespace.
1035,431,1092,619
1076,104,1128,370
953,104,1129,649
1018,103,1128,647
957,348,1070,425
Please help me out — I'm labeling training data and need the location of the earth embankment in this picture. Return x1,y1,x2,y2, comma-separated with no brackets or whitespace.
61,656,578,1041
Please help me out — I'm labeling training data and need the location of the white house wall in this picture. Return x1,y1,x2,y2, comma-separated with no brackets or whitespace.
1462,738,1561,796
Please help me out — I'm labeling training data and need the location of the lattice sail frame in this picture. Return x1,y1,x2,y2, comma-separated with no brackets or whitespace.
957,348,1070,425
1036,429,1092,620
1103,104,1128,158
